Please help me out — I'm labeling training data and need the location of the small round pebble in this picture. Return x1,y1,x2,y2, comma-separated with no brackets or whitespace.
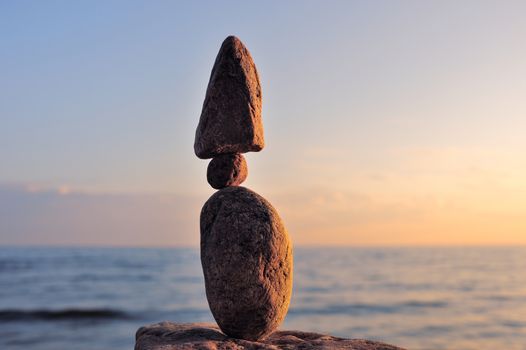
206,153,248,189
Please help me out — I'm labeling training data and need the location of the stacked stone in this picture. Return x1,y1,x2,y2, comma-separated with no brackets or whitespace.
194,36,293,341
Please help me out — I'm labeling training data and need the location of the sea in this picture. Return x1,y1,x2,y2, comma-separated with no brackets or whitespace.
0,246,525,350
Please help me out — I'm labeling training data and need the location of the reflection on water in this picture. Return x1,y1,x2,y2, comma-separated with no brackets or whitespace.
0,246,525,349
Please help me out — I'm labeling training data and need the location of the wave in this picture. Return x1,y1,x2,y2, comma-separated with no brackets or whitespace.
289,300,448,316
0,308,131,322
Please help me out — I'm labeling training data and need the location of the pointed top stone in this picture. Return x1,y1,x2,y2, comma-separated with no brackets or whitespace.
194,36,264,159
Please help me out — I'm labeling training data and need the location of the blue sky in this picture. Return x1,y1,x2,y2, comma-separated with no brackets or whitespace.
1,1,525,245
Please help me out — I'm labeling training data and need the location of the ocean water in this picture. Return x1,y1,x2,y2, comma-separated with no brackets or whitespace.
0,247,525,350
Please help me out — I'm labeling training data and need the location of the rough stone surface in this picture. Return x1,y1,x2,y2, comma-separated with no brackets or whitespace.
207,153,248,189
194,36,264,159
200,187,292,340
135,322,406,350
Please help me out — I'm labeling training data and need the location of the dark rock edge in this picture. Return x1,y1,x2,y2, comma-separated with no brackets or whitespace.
135,322,406,350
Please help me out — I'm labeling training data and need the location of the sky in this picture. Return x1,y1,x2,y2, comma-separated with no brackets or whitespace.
1,1,525,246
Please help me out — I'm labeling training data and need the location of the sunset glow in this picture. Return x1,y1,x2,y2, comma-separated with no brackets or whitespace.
1,1,525,246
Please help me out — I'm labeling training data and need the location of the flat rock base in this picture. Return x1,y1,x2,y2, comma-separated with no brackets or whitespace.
135,322,405,350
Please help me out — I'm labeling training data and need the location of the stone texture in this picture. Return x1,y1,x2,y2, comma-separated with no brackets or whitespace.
135,322,406,350
200,187,292,340
207,153,248,189
194,36,264,159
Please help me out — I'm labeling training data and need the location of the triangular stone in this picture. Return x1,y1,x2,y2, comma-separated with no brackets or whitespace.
194,36,264,159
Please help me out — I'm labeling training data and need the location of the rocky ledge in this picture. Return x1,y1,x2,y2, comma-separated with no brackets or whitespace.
135,322,405,350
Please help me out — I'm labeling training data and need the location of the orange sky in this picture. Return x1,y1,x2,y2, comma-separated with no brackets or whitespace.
1,2,525,246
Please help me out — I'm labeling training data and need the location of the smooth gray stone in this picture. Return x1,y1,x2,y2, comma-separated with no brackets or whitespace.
135,322,407,350
194,36,264,159
200,187,292,340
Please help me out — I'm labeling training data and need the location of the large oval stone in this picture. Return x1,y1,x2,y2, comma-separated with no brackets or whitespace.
200,186,293,341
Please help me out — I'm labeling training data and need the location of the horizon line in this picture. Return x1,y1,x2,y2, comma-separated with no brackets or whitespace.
2,243,525,249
